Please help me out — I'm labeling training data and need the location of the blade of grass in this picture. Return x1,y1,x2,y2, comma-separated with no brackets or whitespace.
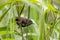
16,2,25,40
0,6,11,22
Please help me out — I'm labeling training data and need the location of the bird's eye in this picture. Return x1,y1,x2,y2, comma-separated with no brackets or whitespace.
16,18,19,21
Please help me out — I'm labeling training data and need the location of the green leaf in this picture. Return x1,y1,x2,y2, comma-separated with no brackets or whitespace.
0,2,10,10
0,26,10,31
0,6,10,22
2,34,14,39
44,9,50,23
46,3,59,13
0,0,22,10
28,0,40,5
4,38,15,40
47,3,56,11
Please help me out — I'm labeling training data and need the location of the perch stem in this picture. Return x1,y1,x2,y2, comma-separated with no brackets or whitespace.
16,2,25,40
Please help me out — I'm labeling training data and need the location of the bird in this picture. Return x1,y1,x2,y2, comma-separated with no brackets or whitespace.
15,17,33,28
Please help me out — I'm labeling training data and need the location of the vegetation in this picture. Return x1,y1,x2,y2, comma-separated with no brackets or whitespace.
0,0,60,40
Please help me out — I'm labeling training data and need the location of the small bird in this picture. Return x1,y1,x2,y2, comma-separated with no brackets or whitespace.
15,17,33,27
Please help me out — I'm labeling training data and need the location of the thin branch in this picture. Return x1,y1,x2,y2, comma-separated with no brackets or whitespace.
20,4,25,15
16,2,25,40
28,6,30,19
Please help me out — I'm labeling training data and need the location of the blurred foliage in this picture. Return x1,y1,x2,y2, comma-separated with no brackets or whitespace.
0,0,60,40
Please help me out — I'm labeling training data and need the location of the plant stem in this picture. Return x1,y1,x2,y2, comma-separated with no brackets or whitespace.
16,2,24,40
26,6,30,40
28,6,30,18
20,4,25,15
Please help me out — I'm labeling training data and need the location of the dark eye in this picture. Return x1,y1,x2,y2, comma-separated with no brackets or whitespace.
16,18,19,21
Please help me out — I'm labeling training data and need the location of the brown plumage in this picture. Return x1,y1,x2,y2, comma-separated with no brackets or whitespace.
15,17,33,27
